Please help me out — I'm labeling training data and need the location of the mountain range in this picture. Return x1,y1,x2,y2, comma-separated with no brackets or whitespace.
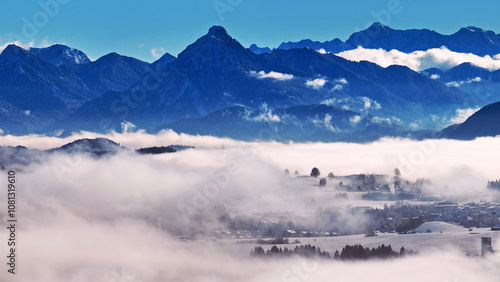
254,22,500,57
421,63,500,105
0,24,499,142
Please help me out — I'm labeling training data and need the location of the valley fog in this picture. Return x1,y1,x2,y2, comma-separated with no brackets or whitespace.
1,131,500,281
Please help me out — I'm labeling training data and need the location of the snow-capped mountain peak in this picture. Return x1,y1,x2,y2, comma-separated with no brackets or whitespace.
28,44,91,66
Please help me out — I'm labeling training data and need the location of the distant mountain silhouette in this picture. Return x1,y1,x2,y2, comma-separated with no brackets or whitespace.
439,102,500,139
249,44,272,54
49,137,125,156
256,23,500,57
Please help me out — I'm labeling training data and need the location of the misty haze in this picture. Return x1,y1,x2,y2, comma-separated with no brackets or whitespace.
0,131,499,281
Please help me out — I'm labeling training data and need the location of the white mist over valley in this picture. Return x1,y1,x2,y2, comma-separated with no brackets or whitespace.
1,131,499,281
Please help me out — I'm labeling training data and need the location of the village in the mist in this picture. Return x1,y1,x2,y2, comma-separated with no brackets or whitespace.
0,130,499,281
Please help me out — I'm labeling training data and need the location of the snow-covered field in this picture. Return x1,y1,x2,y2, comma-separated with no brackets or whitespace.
210,223,499,258
174,228,500,282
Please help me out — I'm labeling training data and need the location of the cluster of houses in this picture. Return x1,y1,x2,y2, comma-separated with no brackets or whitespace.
375,201,500,230
209,200,500,240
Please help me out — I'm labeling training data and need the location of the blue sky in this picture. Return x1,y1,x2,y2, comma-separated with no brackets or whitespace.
0,0,499,62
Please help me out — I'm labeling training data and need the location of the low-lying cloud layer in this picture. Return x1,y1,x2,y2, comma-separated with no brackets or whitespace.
306,78,327,89
446,77,482,88
1,131,500,281
336,46,500,71
250,70,294,81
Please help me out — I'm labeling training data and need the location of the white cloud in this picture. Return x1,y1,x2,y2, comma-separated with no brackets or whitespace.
350,115,362,125
151,47,166,59
24,110,31,116
321,99,335,106
323,114,341,132
449,108,480,124
0,128,3,135
361,97,381,110
331,78,348,91
306,78,327,89
252,111,281,123
332,84,344,91
371,116,392,125
446,81,461,88
362,97,372,109
336,46,500,71
430,74,440,80
121,121,136,133
392,116,402,124
334,78,348,85
371,116,399,125
38,37,53,48
317,48,327,54
250,70,294,81
321,97,352,106
409,122,420,129
312,114,341,132
446,77,482,88
244,103,281,123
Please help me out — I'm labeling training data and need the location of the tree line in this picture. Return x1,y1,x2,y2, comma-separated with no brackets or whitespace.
250,243,415,260
487,180,500,190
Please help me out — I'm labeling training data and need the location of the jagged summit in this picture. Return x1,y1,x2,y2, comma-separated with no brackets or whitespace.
200,25,243,48
369,22,389,29
28,44,91,66
0,44,27,59
2,44,91,67
176,25,254,65
151,52,176,70
208,25,230,39
463,26,485,33
1,44,24,53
